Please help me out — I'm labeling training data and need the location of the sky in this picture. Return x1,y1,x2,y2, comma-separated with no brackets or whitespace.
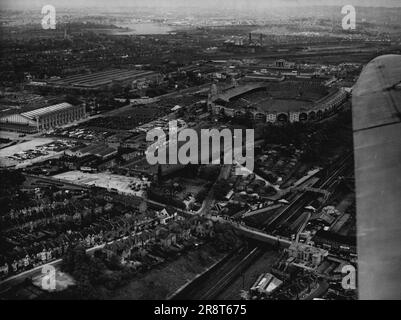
2,0,401,10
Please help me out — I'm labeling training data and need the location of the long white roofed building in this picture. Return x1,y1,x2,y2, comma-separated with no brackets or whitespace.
0,102,86,133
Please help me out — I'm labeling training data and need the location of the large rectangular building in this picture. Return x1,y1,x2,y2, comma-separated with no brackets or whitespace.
45,69,162,91
0,102,86,133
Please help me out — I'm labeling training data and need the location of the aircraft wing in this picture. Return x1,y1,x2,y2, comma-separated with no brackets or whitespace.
352,54,401,300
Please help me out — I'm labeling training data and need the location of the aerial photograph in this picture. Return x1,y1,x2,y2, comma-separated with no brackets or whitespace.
0,0,400,307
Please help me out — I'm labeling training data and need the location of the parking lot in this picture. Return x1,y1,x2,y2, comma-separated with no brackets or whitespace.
52,171,151,196
0,138,79,168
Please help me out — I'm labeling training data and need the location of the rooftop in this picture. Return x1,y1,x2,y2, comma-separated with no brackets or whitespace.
21,102,75,120
216,83,267,102
48,69,159,88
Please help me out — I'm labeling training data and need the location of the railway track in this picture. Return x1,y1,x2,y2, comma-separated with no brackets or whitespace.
172,246,262,300
198,247,261,300
265,154,354,234
282,158,353,230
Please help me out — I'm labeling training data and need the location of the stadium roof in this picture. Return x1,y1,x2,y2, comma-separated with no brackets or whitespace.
21,102,75,120
216,83,267,102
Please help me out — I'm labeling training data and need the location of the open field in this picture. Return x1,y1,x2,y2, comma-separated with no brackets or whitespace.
227,82,329,113
52,171,150,196
104,244,226,300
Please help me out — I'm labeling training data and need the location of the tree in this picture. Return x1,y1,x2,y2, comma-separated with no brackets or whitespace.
157,165,162,182
195,189,208,203
61,245,87,274
212,179,231,201
0,170,26,212
64,94,82,105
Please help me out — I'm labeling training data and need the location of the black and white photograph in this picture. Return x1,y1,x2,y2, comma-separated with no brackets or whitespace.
0,0,400,306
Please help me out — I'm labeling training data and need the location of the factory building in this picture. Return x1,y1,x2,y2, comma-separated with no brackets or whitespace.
38,69,163,92
0,102,86,133
286,243,329,270
66,144,117,160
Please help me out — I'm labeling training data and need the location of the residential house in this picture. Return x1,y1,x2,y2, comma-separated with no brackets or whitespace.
156,208,178,225
158,228,177,248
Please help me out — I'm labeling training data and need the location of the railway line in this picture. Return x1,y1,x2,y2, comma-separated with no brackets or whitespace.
265,153,354,235
171,246,262,300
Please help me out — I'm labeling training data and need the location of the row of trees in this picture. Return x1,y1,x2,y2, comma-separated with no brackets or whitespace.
55,245,132,299
212,179,231,201
261,110,353,164
0,170,29,214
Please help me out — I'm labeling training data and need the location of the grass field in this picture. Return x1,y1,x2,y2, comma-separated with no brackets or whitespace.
104,244,226,300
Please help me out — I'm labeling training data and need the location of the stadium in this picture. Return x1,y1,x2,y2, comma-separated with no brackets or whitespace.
209,81,348,123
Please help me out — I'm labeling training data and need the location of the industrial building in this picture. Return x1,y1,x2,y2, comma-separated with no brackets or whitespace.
249,273,283,298
38,69,162,91
66,144,117,160
286,243,329,271
0,102,86,133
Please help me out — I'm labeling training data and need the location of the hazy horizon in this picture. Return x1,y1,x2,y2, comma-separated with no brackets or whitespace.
2,0,401,10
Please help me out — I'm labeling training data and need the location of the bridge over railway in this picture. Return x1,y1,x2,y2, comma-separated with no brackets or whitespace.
291,186,331,200
241,203,283,219
209,215,292,248
235,224,292,248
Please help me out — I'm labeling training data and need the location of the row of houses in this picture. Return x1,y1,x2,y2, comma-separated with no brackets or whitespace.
0,190,215,280
103,215,215,266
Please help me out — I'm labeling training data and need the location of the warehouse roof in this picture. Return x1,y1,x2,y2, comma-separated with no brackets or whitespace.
74,144,117,158
21,102,76,120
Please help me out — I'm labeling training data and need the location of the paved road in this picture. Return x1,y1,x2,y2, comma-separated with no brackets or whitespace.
209,215,292,248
